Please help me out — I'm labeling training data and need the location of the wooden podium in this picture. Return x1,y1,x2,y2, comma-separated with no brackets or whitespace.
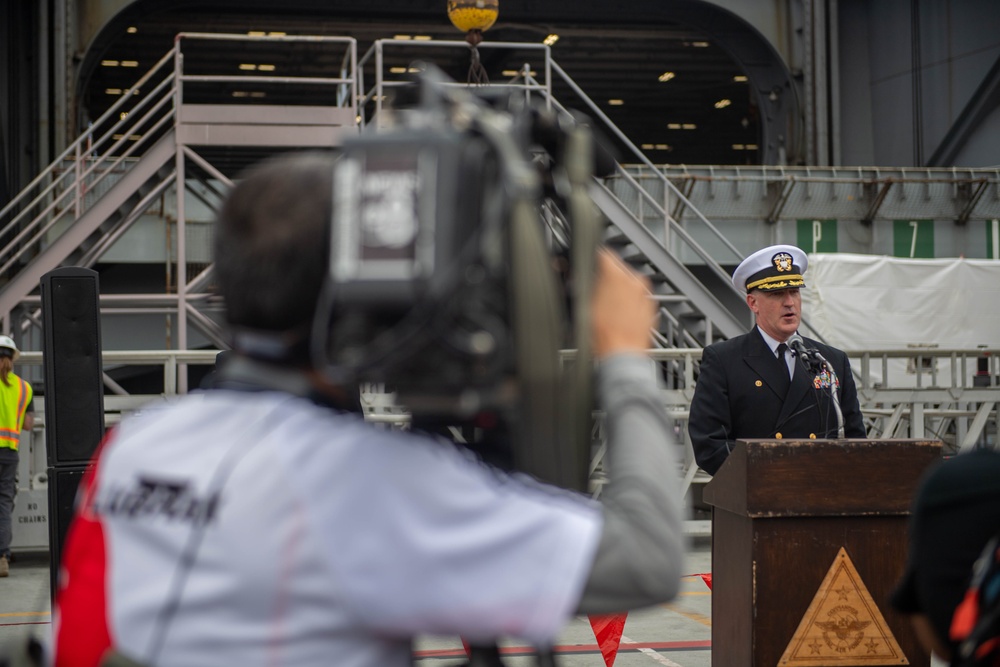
702,439,941,667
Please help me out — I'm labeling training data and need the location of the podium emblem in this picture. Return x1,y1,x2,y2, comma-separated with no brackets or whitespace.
778,547,908,665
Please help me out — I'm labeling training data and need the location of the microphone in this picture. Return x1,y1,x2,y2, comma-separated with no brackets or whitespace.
786,333,821,373
786,333,811,359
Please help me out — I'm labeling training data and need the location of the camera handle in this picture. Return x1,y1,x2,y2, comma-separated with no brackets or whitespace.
564,123,601,491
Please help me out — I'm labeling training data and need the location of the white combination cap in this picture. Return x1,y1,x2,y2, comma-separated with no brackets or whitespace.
731,244,808,293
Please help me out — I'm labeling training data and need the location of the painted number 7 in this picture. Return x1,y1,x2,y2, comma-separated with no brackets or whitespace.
908,220,919,258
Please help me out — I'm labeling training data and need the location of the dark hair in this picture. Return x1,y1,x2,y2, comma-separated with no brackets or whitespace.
0,355,11,387
214,151,335,335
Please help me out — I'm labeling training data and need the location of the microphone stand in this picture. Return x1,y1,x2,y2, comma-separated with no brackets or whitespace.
815,355,845,439
803,349,845,439
791,338,846,439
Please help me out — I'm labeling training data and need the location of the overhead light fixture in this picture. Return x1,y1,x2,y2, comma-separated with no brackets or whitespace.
126,26,137,34
667,123,681,130
390,67,408,74
641,144,655,149
413,35,433,41
250,92,266,98
394,34,412,40
746,144,758,150
655,144,670,150
658,71,675,82
714,98,732,109
232,91,249,98
502,69,537,76
732,144,745,150
247,31,266,37
733,75,748,82
691,41,710,47
682,123,697,130
608,99,624,106
239,63,256,71
119,112,128,120
105,88,122,95
268,31,286,37
258,64,276,72
543,34,559,46
121,60,138,67
101,60,119,67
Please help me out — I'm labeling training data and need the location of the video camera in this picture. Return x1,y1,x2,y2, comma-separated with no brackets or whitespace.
312,65,607,492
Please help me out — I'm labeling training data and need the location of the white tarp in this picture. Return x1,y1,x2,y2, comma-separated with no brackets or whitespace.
800,253,1000,388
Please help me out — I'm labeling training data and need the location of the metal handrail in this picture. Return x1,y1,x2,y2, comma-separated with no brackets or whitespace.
13,346,995,394
0,76,179,275
176,33,358,97
0,33,360,332
357,39,552,128
545,60,744,264
0,47,181,282
0,47,178,225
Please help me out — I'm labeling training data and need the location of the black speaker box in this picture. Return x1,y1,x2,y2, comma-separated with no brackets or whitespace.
41,267,105,466
47,464,88,601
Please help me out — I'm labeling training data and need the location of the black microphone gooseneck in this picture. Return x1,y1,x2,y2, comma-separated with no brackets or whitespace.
786,333,818,373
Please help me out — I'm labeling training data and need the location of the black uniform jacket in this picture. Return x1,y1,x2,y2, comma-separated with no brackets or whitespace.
688,327,866,476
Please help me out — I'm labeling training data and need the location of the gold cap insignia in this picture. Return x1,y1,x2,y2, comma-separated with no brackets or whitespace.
773,252,794,272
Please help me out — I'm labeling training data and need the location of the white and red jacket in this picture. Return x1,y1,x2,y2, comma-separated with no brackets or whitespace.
53,390,602,667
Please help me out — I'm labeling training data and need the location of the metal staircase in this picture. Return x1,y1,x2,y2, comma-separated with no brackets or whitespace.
0,131,177,322
0,33,359,352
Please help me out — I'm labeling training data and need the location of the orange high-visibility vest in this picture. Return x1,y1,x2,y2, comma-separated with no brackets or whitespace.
0,373,32,451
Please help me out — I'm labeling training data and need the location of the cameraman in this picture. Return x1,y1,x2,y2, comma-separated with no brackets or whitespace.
52,152,685,666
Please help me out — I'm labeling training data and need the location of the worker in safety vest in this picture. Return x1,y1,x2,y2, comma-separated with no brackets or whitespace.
0,335,34,578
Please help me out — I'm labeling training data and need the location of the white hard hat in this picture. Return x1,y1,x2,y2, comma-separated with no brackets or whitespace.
0,335,19,361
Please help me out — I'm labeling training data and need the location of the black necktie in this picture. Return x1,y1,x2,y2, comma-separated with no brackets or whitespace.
776,343,789,377
775,343,790,393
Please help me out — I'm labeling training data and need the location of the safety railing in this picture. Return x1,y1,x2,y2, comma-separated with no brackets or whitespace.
619,164,1000,226
357,38,552,129
0,48,179,281
13,345,998,525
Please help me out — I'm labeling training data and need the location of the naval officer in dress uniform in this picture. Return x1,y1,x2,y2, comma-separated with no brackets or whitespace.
688,244,866,476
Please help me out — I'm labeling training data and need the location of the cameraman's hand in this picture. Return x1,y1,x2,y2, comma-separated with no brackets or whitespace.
591,249,655,359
